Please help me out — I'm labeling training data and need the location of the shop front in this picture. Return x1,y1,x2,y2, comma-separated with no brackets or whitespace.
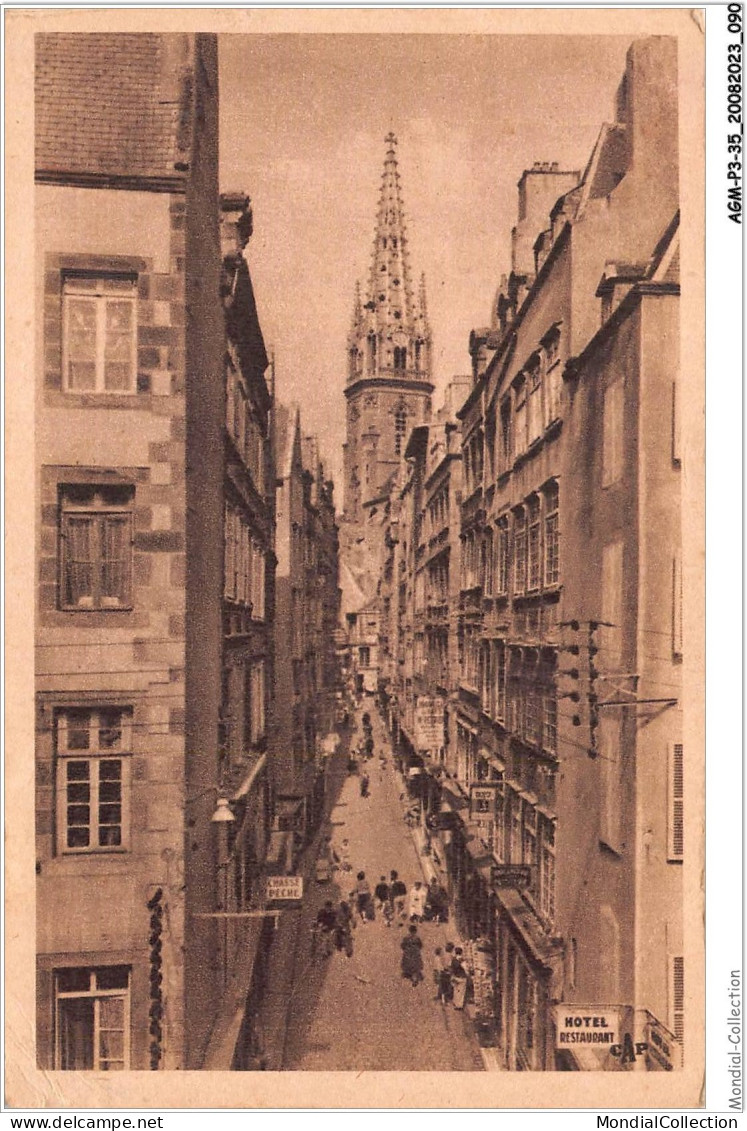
493,885,564,1071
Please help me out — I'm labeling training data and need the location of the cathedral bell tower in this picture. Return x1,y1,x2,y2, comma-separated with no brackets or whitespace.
343,133,434,522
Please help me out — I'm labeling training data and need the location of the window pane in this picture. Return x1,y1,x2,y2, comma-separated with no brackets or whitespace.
98,994,125,1029
65,711,91,751
96,966,130,990
99,803,122,825
57,968,91,993
67,826,90,848
99,712,123,750
104,301,134,392
66,758,90,780
101,517,129,603
64,517,95,606
66,298,97,391
58,998,95,1069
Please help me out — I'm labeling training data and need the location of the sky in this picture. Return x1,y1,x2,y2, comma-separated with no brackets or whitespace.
218,33,633,495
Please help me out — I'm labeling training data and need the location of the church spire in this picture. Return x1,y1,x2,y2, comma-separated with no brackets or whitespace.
348,134,432,384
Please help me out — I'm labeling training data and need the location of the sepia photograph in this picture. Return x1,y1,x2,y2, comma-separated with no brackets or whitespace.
5,5,708,1112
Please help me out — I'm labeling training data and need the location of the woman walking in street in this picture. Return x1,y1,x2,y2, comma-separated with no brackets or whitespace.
407,879,427,923
400,924,424,986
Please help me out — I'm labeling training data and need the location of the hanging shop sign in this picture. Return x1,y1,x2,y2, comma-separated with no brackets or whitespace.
492,864,532,890
265,875,303,902
640,1010,682,1071
469,784,497,824
555,1007,621,1051
414,695,445,753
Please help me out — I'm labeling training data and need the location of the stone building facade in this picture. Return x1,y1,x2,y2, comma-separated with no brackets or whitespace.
377,37,683,1072
273,405,341,843
34,33,276,1070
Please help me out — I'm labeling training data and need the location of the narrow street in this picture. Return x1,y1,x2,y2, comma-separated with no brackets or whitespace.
282,703,484,1071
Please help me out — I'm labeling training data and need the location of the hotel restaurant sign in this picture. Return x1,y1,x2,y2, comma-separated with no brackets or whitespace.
414,695,445,753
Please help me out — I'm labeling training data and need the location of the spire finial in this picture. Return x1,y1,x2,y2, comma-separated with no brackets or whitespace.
385,131,397,153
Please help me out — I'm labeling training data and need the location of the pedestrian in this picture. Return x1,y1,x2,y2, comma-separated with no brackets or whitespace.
400,924,424,986
335,900,355,958
389,870,407,923
407,879,427,923
314,900,337,958
433,947,452,1003
360,772,370,798
353,871,374,924
337,838,352,873
374,875,390,915
450,946,469,1010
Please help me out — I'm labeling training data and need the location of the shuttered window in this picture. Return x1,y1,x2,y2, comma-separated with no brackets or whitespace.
667,742,684,861
669,955,685,1046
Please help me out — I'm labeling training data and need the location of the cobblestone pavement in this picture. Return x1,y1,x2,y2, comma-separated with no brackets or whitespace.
282,701,484,1071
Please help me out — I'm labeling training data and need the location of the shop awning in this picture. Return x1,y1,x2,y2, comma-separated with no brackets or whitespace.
440,778,469,810
265,830,294,874
464,824,493,864
493,885,563,971
202,915,267,1069
232,753,267,801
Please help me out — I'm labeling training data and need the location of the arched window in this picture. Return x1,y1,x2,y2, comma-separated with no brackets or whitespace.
393,346,407,369
394,406,407,456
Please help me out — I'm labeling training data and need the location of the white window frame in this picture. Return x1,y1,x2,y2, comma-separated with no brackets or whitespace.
55,709,132,854
544,483,560,587
540,817,556,923
62,276,137,395
55,967,131,1070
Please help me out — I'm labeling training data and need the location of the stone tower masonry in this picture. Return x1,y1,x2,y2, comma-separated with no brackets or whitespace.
342,134,434,524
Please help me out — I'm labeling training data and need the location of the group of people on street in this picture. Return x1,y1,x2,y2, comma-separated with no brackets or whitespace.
432,943,470,1009
311,698,470,1003
314,899,355,959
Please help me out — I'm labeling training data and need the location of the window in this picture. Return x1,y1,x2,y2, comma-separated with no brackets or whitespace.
540,817,556,922
495,642,506,723
542,686,557,755
251,542,266,620
63,275,137,394
602,381,624,487
527,358,543,444
523,803,538,886
55,966,130,1070
393,347,407,370
499,398,512,473
667,742,684,861
527,496,541,591
394,407,407,456
544,482,560,586
543,330,562,425
514,378,527,457
513,509,527,595
483,529,494,595
509,790,523,864
496,520,509,595
494,776,505,863
249,662,265,743
55,709,131,853
60,485,133,610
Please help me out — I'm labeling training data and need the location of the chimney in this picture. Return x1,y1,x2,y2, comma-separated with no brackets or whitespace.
220,192,253,260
